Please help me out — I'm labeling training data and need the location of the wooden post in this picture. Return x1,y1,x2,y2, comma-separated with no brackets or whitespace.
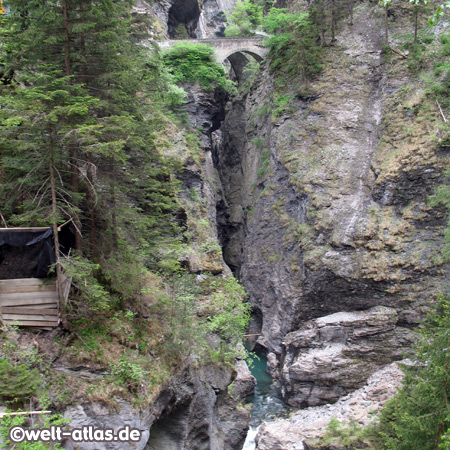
0,411,52,418
437,100,448,123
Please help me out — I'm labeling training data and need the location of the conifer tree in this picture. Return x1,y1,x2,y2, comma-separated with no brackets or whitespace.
374,296,450,450
1,0,186,303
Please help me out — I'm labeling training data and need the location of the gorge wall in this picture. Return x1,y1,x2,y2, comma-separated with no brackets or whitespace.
134,0,237,38
214,0,449,411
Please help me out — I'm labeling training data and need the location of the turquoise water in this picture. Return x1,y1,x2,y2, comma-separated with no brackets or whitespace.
242,352,290,450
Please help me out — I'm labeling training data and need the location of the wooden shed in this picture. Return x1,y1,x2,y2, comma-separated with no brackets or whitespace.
0,227,73,328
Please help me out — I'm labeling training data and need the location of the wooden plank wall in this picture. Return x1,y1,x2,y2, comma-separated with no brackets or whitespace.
0,278,60,327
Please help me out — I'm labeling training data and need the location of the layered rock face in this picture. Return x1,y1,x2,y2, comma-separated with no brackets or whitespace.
146,365,251,450
62,364,252,450
279,306,414,407
215,0,448,411
256,363,404,450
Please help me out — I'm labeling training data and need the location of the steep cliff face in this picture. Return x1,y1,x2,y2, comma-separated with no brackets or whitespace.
137,0,237,38
215,0,448,408
61,364,250,450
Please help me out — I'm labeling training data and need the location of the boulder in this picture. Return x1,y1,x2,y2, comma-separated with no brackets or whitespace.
279,306,414,407
256,363,404,450
229,360,256,400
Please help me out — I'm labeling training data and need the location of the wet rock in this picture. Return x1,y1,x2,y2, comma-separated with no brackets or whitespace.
256,363,404,450
279,306,414,407
266,352,279,378
151,0,237,38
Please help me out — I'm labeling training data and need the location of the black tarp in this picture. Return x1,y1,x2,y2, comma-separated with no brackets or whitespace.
0,228,55,279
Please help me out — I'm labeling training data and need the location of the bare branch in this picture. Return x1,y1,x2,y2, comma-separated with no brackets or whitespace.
32,177,50,203
437,99,448,123
54,166,65,188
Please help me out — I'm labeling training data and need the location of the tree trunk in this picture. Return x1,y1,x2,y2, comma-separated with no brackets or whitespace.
331,0,336,43
62,0,71,77
62,0,83,251
79,1,88,85
49,127,69,330
414,7,418,43
86,156,97,259
110,162,118,252
349,0,354,26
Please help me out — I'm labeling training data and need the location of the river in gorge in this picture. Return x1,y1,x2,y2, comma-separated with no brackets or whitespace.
241,352,291,450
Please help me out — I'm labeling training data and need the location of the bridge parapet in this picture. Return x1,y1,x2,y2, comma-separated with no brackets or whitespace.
158,37,268,64
157,37,268,81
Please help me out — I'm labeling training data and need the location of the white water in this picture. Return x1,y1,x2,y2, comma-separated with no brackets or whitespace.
241,353,290,450
242,425,260,450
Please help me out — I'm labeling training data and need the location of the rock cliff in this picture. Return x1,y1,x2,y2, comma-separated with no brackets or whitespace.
62,363,251,450
215,0,448,413
133,0,237,38
256,363,404,450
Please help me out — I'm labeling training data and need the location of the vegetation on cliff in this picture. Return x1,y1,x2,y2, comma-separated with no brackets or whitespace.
162,42,235,92
372,24,450,450
0,0,250,428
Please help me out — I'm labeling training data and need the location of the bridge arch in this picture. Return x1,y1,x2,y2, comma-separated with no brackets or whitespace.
224,50,263,81
158,37,268,82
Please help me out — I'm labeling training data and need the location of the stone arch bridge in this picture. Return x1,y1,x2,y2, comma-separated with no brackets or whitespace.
158,37,268,80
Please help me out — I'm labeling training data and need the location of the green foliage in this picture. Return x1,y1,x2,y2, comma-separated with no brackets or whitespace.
225,0,263,37
111,356,148,391
163,43,235,93
0,0,191,315
155,273,207,361
0,412,67,449
58,255,111,312
272,93,294,118
407,42,428,73
250,137,264,148
0,359,41,400
189,186,201,202
238,58,261,94
206,277,251,361
431,33,450,110
373,296,450,449
0,328,47,402
173,24,189,39
257,149,270,179
153,273,251,364
429,1,450,25
262,9,322,85
262,7,295,33
320,417,372,449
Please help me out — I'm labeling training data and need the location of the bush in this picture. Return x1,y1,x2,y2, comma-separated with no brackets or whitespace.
206,277,251,361
0,359,41,400
0,412,67,449
320,417,373,449
111,356,148,391
225,0,263,37
163,43,235,93
262,9,322,84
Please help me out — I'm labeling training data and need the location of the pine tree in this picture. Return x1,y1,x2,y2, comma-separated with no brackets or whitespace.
1,0,187,310
374,296,450,450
